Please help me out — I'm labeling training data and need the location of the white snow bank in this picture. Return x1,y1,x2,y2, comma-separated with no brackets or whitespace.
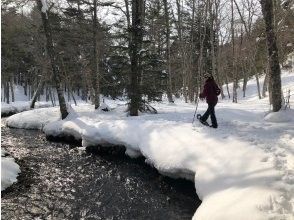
264,109,294,123
1,149,20,191
1,148,7,156
41,0,48,13
7,101,294,219
6,107,60,129
1,101,51,116
4,71,294,219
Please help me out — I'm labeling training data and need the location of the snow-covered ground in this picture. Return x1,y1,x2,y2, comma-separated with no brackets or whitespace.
1,85,52,116
1,84,84,116
1,148,20,191
4,70,294,219
1,101,53,116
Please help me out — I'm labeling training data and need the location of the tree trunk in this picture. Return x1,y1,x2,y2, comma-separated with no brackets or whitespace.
129,0,144,116
176,0,189,103
225,74,231,99
85,69,95,104
31,84,35,99
46,87,49,102
262,69,269,97
92,0,100,109
231,0,237,103
49,87,55,106
36,0,68,119
28,85,31,100
67,84,71,102
209,0,216,77
217,43,225,99
251,49,262,99
197,1,208,98
210,0,224,99
71,90,77,106
187,0,196,103
1,83,3,102
255,73,262,99
233,79,238,103
163,0,173,103
243,76,247,98
52,89,56,106
260,0,282,112
10,77,15,102
30,80,45,109
5,81,10,104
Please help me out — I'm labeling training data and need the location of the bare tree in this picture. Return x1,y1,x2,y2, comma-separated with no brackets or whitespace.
260,0,282,111
231,0,238,103
234,0,261,99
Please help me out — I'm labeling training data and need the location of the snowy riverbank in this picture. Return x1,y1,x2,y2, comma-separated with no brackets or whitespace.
4,71,294,219
1,101,52,117
1,148,20,191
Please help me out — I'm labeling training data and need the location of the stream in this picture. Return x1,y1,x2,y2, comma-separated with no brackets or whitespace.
1,120,201,219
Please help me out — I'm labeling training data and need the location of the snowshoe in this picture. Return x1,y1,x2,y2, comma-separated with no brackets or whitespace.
196,114,210,127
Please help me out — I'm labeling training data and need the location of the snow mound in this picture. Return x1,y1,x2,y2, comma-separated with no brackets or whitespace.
1,150,20,191
1,148,8,156
264,109,294,123
1,101,51,116
6,107,60,129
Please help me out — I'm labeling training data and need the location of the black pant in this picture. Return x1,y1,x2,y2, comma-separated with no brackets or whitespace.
201,103,218,128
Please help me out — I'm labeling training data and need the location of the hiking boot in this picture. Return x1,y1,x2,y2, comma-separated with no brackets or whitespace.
199,118,210,126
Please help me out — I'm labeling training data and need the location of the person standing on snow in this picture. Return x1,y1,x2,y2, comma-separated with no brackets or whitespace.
199,73,221,128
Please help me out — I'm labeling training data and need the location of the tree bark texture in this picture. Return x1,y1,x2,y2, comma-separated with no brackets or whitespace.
30,79,45,109
163,0,174,103
10,78,15,102
5,81,10,104
129,0,144,116
260,0,282,111
92,0,100,109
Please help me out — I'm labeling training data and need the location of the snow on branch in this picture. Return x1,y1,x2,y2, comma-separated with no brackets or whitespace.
41,0,48,14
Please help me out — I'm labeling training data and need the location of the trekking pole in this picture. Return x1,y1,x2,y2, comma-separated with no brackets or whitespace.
192,97,200,124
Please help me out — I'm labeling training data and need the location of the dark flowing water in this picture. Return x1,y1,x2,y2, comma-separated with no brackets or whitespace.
1,121,201,220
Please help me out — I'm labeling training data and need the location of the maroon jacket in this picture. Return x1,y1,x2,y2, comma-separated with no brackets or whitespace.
199,78,221,104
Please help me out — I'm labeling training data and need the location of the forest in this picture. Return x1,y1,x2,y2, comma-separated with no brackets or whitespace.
2,0,293,116
1,1,294,220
